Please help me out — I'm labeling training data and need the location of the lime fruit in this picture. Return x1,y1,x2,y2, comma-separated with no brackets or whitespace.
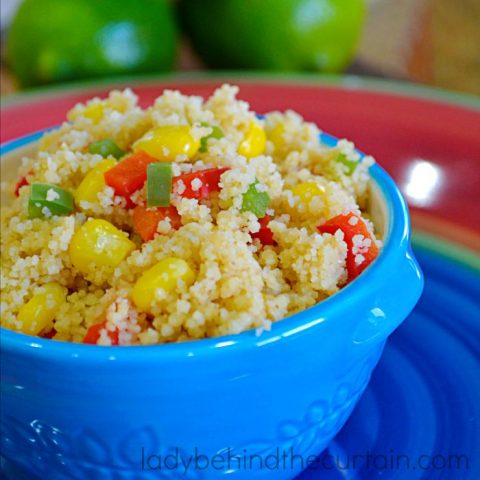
178,0,365,72
7,0,178,87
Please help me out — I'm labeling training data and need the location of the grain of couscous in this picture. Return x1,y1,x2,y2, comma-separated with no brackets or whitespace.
0,85,381,345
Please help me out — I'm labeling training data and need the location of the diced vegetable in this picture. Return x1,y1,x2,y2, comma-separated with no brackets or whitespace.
133,126,200,162
14,175,29,196
173,167,230,199
199,122,224,152
89,139,125,159
132,205,181,242
291,181,325,207
238,121,266,158
267,123,285,150
74,159,117,210
69,219,135,276
318,212,379,281
335,153,358,176
83,103,105,123
241,181,270,218
147,163,172,208
251,215,276,246
83,320,119,345
16,283,67,335
104,150,157,201
41,328,56,339
132,257,195,312
28,183,74,218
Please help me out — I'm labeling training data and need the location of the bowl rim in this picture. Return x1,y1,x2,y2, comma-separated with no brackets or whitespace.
0,127,412,361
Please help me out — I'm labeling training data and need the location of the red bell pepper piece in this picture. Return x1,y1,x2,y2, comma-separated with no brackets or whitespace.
132,205,182,242
251,215,276,246
41,328,56,339
83,321,119,345
173,167,230,199
15,175,30,196
104,150,157,201
318,212,379,281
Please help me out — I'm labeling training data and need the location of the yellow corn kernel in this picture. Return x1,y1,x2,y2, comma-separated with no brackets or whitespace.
132,257,195,312
267,123,285,150
238,122,266,158
74,159,117,209
83,103,106,123
291,181,326,206
38,130,61,152
69,219,135,276
133,126,200,162
17,283,67,335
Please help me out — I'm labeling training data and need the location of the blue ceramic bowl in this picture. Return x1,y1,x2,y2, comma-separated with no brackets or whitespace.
0,130,423,480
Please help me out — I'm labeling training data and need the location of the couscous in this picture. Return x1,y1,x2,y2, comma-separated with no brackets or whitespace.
0,85,380,345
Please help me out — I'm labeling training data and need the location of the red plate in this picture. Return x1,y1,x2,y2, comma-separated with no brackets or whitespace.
2,75,479,250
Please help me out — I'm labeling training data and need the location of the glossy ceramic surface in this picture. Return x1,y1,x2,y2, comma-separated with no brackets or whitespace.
298,241,480,479
2,242,478,480
0,124,422,479
2,75,478,480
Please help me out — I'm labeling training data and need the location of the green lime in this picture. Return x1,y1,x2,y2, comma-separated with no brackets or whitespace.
178,0,365,72
7,0,178,87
